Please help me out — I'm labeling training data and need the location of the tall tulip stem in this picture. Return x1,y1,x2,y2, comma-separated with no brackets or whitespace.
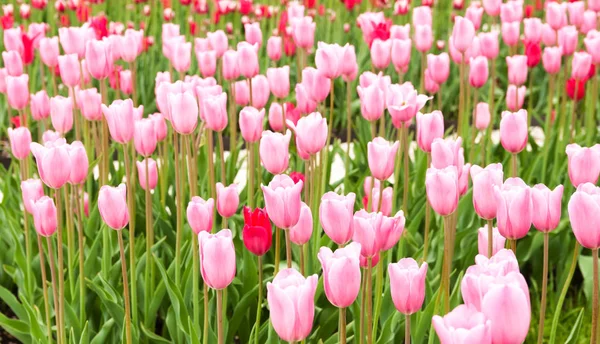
345,80,352,190
550,242,580,342
74,186,86,321
593,249,599,344
402,124,410,215
46,237,61,344
511,153,518,178
248,140,255,209
174,134,183,286
487,219,494,258
359,269,366,344
442,215,453,313
19,160,33,300
372,256,384,341
122,144,137,325
458,56,465,136
285,229,292,268
117,230,133,344
537,232,549,344
405,314,411,344
37,235,52,343
217,289,224,344
144,157,155,328
423,153,432,262
203,283,209,344
218,131,226,184
275,228,281,275
53,188,66,344
366,258,373,344
254,256,263,344
64,186,75,301
339,307,347,344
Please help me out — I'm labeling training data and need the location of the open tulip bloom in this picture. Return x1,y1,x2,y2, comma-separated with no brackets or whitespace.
4,3,600,344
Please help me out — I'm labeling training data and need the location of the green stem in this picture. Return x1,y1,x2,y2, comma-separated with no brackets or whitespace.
74,186,85,321
217,289,224,344
549,242,580,343
285,229,292,268
38,235,52,344
20,161,33,301
123,144,137,325
118,230,133,344
339,307,347,344
54,188,66,344
458,56,465,135
275,228,281,275
511,153,518,178
392,130,402,213
255,257,263,344
594,248,599,344
402,125,409,215
203,282,209,344
442,216,451,314
487,219,494,258
541,74,556,181
422,153,432,262
144,157,154,328
46,237,61,344
358,268,366,344
366,258,373,344
345,81,352,190
405,314,411,344
174,134,183,286
537,232,549,344
218,131,226,184
64,186,75,301
371,257,384,342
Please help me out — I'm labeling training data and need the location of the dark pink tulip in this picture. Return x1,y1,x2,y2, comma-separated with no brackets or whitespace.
558,25,578,56
542,47,562,74
31,196,58,237
469,56,489,88
494,178,532,240
571,51,592,80
352,210,383,257
478,225,506,257
134,118,157,156
433,305,492,344
261,174,303,229
102,99,135,143
197,50,217,77
202,92,228,132
531,184,563,232
289,202,312,245
565,144,600,187
267,66,290,99
267,36,282,62
259,130,290,175
414,25,433,52
478,31,499,60
267,269,317,342
50,96,73,134
357,83,385,121
318,242,361,308
187,196,214,234
391,39,411,73
427,53,450,84
222,50,240,81
386,82,430,127
451,16,475,53
3,50,23,76
6,74,29,110
291,16,316,49
500,109,528,154
569,183,600,249
21,179,44,215
8,127,32,160
474,102,491,130
198,229,236,289
98,184,129,230
368,137,399,181
470,163,504,220
67,141,88,185
370,39,392,70
268,102,284,132
207,30,228,57
590,0,600,11
320,191,356,245
416,111,444,153
136,158,158,191
239,106,265,143
506,55,528,86
85,39,113,79
388,258,428,315
216,183,239,218
506,85,526,111
426,166,459,216
237,42,259,78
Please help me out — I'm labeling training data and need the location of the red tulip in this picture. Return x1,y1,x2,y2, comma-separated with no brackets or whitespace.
242,207,272,256
525,42,541,68
566,78,586,100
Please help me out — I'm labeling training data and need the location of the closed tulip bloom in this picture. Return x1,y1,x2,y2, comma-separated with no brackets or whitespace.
8,127,32,160
164,36,186,62
558,26,578,56
50,96,74,134
426,166,459,216
481,280,531,344
244,23,263,47
21,179,44,214
378,210,405,251
568,144,600,187
590,0,600,11
85,39,113,79
567,1,585,27
580,11,597,34
370,39,392,70
542,47,562,75
267,66,290,99
234,80,250,106
237,42,259,78
474,102,491,130
301,68,331,103
414,25,434,53
469,56,489,88
506,85,526,111
216,183,239,218
59,26,92,59
267,268,318,342
585,34,600,65
413,6,432,26
292,16,316,49
166,91,197,135
569,183,600,248
466,5,484,30
39,37,59,68
315,42,345,79
136,158,158,191
57,54,80,87
524,18,543,44
427,53,450,84
267,36,282,61
289,202,312,245
239,106,265,142
133,118,157,156
207,30,228,57
390,24,411,40
424,69,440,94
368,137,399,181
494,178,532,240
357,83,385,121
3,51,23,76
250,75,270,109
261,174,303,229
542,24,557,46
31,196,58,237
500,109,528,154
478,225,506,257
391,39,412,73
198,229,236,290
341,45,358,81
478,31,500,60
459,163,472,196
506,55,528,86
352,210,383,257
571,51,592,80
67,141,88,184
501,21,520,47
242,207,272,256
202,92,228,132
102,99,135,143
389,258,428,315
268,102,284,132
319,191,356,245
387,83,431,127
6,74,29,110
260,130,291,174
416,111,444,153
531,184,563,232
431,137,464,170
452,17,475,53
547,2,567,30
98,184,129,230
433,304,492,344
171,41,192,73
318,242,362,308
197,50,217,77
121,29,143,62
187,197,214,234
292,112,328,155
222,50,240,81
470,163,504,220
30,90,50,121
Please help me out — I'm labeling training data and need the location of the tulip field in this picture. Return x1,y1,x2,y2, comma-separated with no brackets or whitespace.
2,0,600,343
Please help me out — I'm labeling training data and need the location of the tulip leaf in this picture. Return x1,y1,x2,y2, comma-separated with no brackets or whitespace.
90,319,116,344
564,308,584,344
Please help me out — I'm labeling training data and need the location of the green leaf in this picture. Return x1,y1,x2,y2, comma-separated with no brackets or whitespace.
564,308,584,344
90,319,116,344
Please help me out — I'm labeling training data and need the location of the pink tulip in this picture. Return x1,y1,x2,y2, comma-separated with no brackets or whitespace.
165,91,197,135
98,184,129,230
580,11,597,34
452,16,475,53
133,118,157,156
216,183,239,218
148,113,167,142
267,36,282,61
431,137,464,171
259,130,291,174
531,184,564,232
569,183,600,248
542,25,558,48
57,54,80,87
469,56,489,88
268,102,284,132
500,109,528,154
566,144,600,186
289,202,312,245
85,39,113,79
427,53,450,84
357,83,385,121
500,1,523,22
590,0,600,11
261,174,303,229
478,31,500,60
426,166,459,216
31,196,58,237
390,24,411,40
301,67,331,103
202,92,228,132
474,102,491,130
50,96,73,134
584,33,600,65
267,66,290,99
102,99,135,143
60,26,94,59
291,112,328,155
459,163,472,196
3,51,23,76
31,91,50,120
377,210,405,250
386,82,430,127
197,50,217,77
524,18,543,44
571,51,592,80
433,305,492,344
75,87,101,121
370,39,392,70
239,106,265,143
547,2,568,30
267,268,318,342
506,55,528,86
237,42,259,78
67,141,88,185
494,178,532,240
198,228,236,289
366,186,393,216
391,39,412,73
466,5,484,30
234,80,250,106
352,210,383,257
470,163,504,220
558,26,578,56
171,40,192,73
250,75,270,109
388,258,428,314
412,6,432,26
424,69,440,94
39,37,60,68
187,197,214,234
341,45,359,81
318,242,361,308
506,85,526,111
416,111,444,153
542,47,562,75
481,279,531,344
291,16,316,49
119,70,133,95
121,29,143,62
414,25,434,52
367,137,400,181
244,23,263,47
6,74,29,110
207,30,228,57
136,158,158,191
222,50,240,81
319,191,356,245
8,126,32,160
478,225,506,257
567,1,585,27
315,42,345,79
21,179,44,215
